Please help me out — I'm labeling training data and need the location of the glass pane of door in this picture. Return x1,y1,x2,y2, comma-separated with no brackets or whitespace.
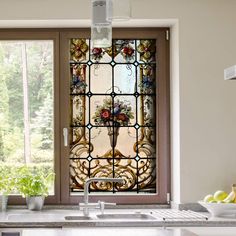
0,40,54,194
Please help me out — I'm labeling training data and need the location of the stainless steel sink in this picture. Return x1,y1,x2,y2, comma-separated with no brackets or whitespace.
64,216,93,220
96,213,156,220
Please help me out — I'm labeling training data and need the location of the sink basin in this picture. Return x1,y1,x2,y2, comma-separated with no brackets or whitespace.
64,216,93,220
96,213,156,220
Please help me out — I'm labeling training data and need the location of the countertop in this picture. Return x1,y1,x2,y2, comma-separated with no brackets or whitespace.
1,208,236,228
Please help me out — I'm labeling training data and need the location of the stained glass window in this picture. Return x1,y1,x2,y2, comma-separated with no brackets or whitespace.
69,39,156,194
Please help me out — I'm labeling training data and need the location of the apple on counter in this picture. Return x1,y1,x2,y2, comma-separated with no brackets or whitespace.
203,188,236,204
203,194,215,203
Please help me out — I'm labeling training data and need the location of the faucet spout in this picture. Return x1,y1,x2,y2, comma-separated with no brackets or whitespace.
80,177,124,216
84,177,123,204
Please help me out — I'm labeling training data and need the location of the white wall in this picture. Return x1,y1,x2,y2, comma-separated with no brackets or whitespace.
1,0,236,204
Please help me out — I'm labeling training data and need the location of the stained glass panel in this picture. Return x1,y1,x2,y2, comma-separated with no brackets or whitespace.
91,127,112,158
114,64,136,94
90,64,112,93
70,64,89,94
71,95,89,126
138,159,156,193
137,64,156,94
70,127,90,159
113,40,136,63
69,39,157,194
91,47,112,63
70,39,89,63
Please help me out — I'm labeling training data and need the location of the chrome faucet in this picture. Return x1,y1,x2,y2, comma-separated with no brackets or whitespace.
79,177,124,217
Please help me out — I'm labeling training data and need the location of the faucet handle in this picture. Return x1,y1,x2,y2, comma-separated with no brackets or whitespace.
104,202,116,206
98,201,116,215
79,202,100,210
98,201,105,215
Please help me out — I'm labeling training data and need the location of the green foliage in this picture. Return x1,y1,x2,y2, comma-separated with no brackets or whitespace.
1,44,24,130
0,40,54,164
0,41,55,197
6,148,53,164
2,127,24,160
0,165,17,195
0,163,54,196
31,94,53,150
0,131,4,162
31,149,53,163
0,74,9,161
16,166,55,197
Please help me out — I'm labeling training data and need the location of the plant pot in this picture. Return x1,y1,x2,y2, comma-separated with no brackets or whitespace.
0,195,8,212
26,196,45,211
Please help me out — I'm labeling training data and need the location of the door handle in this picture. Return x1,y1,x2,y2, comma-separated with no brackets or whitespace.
63,128,68,147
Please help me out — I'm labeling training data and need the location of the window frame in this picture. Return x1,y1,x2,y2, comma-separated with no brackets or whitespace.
0,30,61,205
0,28,170,205
60,28,170,204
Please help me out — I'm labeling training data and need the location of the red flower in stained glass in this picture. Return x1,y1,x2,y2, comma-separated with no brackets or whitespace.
91,47,105,62
123,46,134,56
101,109,111,120
121,45,135,62
92,48,103,55
116,113,128,122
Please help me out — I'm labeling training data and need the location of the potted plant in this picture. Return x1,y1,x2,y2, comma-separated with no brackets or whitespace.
17,166,54,211
0,167,16,211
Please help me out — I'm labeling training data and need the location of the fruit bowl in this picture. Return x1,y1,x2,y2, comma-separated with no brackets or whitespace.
199,201,236,217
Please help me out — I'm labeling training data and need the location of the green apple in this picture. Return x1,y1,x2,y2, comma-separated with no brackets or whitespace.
224,199,233,203
209,200,217,203
203,194,214,203
214,190,228,201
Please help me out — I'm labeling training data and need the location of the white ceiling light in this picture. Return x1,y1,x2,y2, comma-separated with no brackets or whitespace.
91,0,131,48
106,0,131,21
91,0,112,48
224,65,236,80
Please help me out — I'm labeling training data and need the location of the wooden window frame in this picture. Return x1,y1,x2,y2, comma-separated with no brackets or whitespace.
60,28,170,205
0,28,170,205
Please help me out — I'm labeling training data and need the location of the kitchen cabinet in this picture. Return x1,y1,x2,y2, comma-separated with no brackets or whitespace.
62,227,236,236
1,227,236,236
186,227,236,236
0,229,61,236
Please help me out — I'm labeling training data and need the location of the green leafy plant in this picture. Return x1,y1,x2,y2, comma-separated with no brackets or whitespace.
0,166,16,195
16,166,55,197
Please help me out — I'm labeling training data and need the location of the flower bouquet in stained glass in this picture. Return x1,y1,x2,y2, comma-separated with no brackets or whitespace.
93,97,134,148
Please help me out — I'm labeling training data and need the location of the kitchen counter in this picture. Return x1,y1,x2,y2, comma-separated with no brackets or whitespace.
1,208,236,228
